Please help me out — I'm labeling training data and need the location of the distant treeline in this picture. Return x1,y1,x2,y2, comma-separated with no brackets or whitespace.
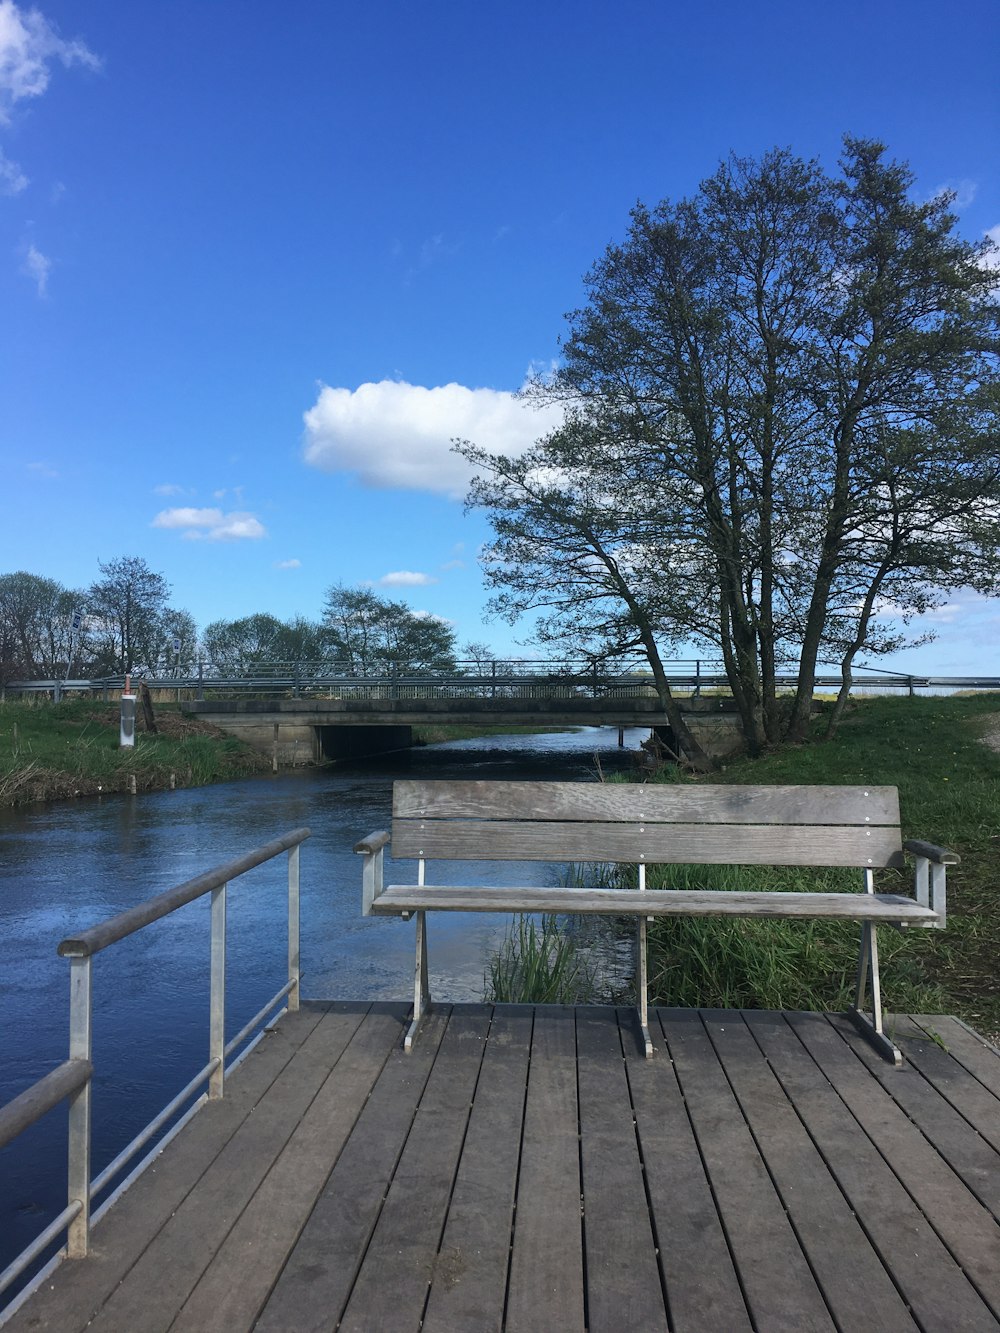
0,561,484,682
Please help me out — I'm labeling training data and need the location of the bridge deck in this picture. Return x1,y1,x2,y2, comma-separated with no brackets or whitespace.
7,1002,1000,1333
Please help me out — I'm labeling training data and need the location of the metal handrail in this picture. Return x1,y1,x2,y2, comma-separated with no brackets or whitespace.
0,827,310,1305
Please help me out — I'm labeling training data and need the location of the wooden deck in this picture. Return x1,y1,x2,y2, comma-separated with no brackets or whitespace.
7,1002,1000,1332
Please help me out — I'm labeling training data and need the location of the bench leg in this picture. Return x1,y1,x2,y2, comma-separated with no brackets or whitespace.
636,916,653,1059
847,919,902,1066
404,910,432,1054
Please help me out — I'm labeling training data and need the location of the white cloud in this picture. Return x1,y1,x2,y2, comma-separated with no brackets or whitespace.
932,179,977,210
982,225,1000,272
153,482,188,497
274,558,301,569
152,507,267,541
21,241,49,295
379,570,437,587
0,144,25,192
302,378,565,499
0,1,100,123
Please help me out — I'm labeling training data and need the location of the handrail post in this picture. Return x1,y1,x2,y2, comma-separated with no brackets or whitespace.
209,883,227,1098
288,846,300,1012
66,956,92,1258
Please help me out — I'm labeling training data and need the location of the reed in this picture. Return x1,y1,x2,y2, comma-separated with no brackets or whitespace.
486,914,594,1004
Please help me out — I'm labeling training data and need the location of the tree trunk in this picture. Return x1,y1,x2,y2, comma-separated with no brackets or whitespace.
139,680,158,734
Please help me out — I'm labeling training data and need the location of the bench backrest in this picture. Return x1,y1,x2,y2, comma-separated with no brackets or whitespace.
391,780,904,869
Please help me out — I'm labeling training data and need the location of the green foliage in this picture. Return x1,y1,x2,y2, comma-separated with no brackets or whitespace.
486,914,594,1004
322,583,457,675
0,699,268,805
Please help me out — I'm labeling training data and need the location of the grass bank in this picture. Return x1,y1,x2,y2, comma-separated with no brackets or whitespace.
0,698,270,807
487,695,1000,1038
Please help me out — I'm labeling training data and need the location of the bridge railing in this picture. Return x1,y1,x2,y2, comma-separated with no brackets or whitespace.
0,828,310,1308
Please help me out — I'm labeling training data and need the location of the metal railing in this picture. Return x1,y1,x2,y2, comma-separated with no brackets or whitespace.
0,827,310,1305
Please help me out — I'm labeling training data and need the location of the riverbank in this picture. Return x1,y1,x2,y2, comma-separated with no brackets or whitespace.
0,698,270,807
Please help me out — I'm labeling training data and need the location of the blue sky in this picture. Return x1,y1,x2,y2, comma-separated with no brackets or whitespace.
2,0,998,673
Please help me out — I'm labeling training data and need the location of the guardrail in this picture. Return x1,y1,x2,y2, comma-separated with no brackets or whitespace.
0,828,310,1307
6,662,1000,702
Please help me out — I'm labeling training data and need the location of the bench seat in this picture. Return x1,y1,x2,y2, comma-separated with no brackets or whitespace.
370,884,939,922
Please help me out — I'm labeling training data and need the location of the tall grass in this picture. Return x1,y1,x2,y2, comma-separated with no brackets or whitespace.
487,914,594,1004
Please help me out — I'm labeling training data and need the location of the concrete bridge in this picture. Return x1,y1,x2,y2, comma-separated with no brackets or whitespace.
181,694,746,765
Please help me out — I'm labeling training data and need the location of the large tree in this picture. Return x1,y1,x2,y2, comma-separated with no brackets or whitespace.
202,613,327,672
462,139,1000,755
322,585,457,676
87,555,175,674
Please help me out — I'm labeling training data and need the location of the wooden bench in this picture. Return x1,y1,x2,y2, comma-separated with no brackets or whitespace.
355,780,957,1065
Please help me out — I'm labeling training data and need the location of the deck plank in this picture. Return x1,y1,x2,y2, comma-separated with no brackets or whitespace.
504,1006,586,1333
828,1012,1000,1223
575,1006,667,1333
3,1001,335,1333
796,1013,1000,1318
421,1007,532,1333
757,1013,1000,1327
892,1015,1000,1153
658,1009,835,1333
337,1006,493,1333
909,1014,1000,1097
170,1006,406,1332
254,1006,451,1333
701,1010,918,1332
624,1011,753,1332
85,1003,372,1333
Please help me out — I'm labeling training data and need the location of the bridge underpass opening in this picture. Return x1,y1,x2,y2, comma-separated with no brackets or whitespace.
317,724,413,762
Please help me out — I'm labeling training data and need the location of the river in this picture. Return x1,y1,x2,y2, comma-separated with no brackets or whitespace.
0,725,648,1292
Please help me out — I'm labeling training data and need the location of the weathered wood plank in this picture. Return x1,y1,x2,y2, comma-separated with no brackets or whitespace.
909,1014,1000,1097
742,1009,995,1331
829,1013,1000,1223
255,1007,451,1333
84,1004,372,1333
575,1006,667,1333
392,819,904,866
657,1009,835,1333
372,884,933,920
394,780,901,826
786,1012,1000,1323
421,1007,532,1333
623,1011,753,1332
2,1002,336,1333
170,1007,406,1332
893,1016,1000,1152
504,1007,586,1333
338,1007,493,1333
701,1011,918,1332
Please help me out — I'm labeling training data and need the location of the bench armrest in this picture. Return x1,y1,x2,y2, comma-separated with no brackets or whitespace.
355,830,390,916
354,830,390,856
902,839,960,865
903,840,957,928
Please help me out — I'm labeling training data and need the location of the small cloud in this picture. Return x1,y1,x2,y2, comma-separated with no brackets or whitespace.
493,224,511,242
274,558,301,570
0,146,27,194
0,2,101,124
26,459,58,478
440,559,465,572
379,570,437,587
22,242,51,296
212,488,227,500
153,482,188,497
49,180,65,204
152,507,267,541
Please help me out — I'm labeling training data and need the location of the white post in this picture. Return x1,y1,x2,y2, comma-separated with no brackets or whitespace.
288,845,300,1012
209,884,227,1098
66,956,92,1258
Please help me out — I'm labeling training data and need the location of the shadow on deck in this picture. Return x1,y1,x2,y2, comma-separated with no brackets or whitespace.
6,1003,1000,1332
